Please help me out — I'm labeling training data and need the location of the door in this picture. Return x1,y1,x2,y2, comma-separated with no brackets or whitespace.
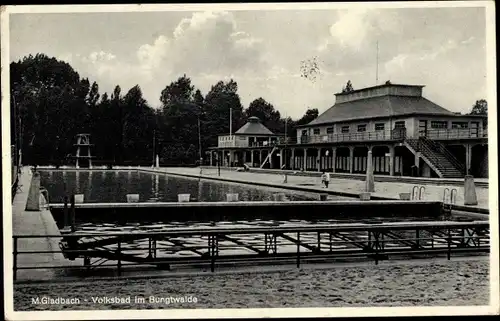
301,129,308,144
470,122,479,138
418,120,427,137
393,121,406,139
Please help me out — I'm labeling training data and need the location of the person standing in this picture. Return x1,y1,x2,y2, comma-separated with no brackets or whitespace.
321,171,330,188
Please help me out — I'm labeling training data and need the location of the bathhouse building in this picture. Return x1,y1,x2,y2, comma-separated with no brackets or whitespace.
208,83,488,178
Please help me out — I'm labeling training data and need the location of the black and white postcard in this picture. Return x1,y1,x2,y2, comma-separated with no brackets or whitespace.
1,2,498,320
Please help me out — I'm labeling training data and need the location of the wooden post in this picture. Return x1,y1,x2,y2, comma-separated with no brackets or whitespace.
296,232,301,268
389,145,395,176
349,147,354,174
70,195,76,232
117,238,122,276
464,175,478,205
332,147,337,173
13,237,18,281
365,150,375,192
447,229,451,260
210,235,216,272
63,196,69,228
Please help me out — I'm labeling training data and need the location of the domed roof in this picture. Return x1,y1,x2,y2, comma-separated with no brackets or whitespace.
235,116,274,135
247,116,261,123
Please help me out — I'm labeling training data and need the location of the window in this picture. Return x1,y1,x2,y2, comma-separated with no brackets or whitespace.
431,121,448,129
301,130,308,136
341,126,350,133
357,124,367,132
375,123,385,131
313,128,320,135
326,127,334,134
394,121,406,129
452,122,468,129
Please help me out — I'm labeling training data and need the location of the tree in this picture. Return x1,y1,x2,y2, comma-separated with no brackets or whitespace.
282,116,294,138
204,80,245,147
121,85,156,162
92,92,112,161
342,80,354,93
245,97,282,133
108,85,125,163
10,54,87,164
159,76,202,164
193,89,204,107
469,99,487,115
86,81,100,107
11,53,334,166
160,74,194,108
469,99,488,131
295,108,319,126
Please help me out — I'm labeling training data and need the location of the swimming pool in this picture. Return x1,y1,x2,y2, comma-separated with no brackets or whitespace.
39,170,349,203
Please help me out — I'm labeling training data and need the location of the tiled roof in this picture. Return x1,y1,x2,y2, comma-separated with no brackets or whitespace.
306,95,456,126
235,116,275,135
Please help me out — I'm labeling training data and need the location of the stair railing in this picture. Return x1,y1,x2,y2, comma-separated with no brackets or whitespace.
420,137,465,174
416,140,444,170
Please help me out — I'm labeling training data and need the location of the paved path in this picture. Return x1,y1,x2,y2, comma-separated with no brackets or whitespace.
157,167,489,210
199,166,489,187
12,167,80,281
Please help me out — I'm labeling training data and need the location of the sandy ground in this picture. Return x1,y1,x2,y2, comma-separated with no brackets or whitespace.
13,258,489,310
160,167,490,209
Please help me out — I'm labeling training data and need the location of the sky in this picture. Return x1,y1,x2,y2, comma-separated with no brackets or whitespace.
9,5,489,119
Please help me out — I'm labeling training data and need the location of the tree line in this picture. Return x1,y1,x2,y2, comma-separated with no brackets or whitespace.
10,54,487,167
10,54,319,166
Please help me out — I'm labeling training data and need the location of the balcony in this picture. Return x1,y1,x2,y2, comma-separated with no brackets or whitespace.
218,140,250,148
422,128,487,140
217,136,286,148
291,129,406,145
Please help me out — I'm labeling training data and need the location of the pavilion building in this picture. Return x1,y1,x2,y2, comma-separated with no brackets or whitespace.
208,83,488,178
208,116,284,168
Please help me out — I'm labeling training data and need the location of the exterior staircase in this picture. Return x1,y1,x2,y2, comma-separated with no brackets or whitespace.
260,146,277,169
404,137,464,178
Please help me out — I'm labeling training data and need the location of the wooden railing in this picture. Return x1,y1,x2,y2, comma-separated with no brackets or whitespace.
214,127,486,149
292,129,407,145
423,128,486,140
12,220,490,280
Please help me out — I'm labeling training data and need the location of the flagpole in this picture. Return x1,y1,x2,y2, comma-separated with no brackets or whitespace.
284,115,288,183
229,107,233,139
376,40,379,85
229,107,232,169
152,129,155,167
198,116,202,175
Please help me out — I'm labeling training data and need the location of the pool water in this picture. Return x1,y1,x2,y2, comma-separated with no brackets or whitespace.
39,170,346,203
